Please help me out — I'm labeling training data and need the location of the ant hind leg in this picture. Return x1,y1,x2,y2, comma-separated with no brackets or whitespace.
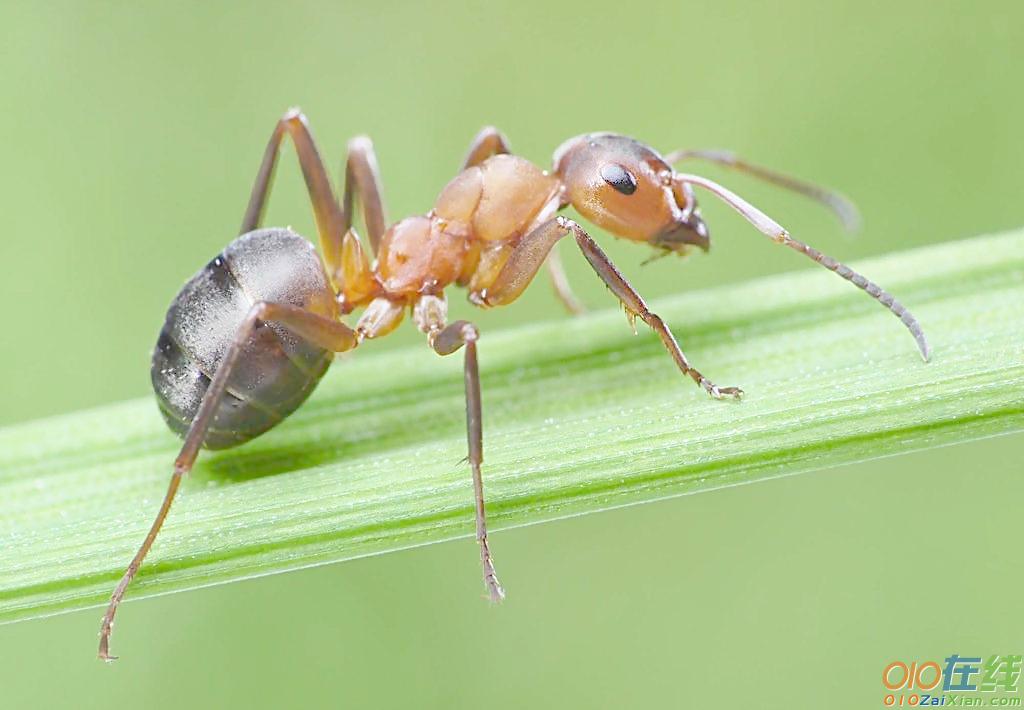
98,303,358,661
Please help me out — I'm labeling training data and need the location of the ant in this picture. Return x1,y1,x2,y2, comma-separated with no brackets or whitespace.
98,108,930,660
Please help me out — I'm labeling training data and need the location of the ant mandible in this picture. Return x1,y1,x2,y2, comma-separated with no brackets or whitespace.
98,108,930,660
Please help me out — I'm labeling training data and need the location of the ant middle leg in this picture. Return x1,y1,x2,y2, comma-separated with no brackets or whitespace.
480,217,742,399
340,136,389,254
415,295,505,602
98,303,358,661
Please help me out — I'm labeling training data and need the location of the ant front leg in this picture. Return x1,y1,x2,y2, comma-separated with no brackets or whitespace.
481,217,742,399
571,221,742,398
98,304,358,661
461,127,585,315
241,109,346,282
415,295,505,602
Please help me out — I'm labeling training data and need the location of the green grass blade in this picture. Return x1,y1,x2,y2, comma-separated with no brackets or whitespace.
1,230,1022,625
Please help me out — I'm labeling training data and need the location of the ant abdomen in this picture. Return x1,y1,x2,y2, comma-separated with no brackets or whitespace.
151,228,336,449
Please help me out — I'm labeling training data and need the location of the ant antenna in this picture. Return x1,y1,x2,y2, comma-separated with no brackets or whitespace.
674,173,930,361
666,149,861,232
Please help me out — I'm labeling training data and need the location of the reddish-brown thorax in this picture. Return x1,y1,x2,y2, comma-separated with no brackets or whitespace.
336,134,710,324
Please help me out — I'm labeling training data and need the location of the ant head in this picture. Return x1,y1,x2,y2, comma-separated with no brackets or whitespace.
552,133,709,254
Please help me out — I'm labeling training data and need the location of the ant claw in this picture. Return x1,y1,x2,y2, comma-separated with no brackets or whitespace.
709,385,744,400
485,577,506,603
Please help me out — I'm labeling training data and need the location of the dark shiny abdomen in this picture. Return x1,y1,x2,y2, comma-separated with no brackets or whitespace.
152,228,338,450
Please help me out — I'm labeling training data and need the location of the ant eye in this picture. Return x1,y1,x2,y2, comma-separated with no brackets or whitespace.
600,163,637,195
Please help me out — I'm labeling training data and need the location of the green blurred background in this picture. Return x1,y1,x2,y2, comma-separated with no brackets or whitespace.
1,1,1022,707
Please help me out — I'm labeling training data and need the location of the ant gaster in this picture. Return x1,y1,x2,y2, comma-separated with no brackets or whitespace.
98,109,930,660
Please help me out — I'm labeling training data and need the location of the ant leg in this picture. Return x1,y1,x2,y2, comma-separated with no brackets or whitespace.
462,126,510,169
355,296,405,339
664,148,861,232
340,136,389,254
98,303,358,661
545,244,586,315
436,321,505,602
481,217,741,399
241,109,346,284
569,221,742,398
416,296,504,602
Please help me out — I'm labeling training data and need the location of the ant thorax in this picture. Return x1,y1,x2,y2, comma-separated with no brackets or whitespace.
366,154,562,304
